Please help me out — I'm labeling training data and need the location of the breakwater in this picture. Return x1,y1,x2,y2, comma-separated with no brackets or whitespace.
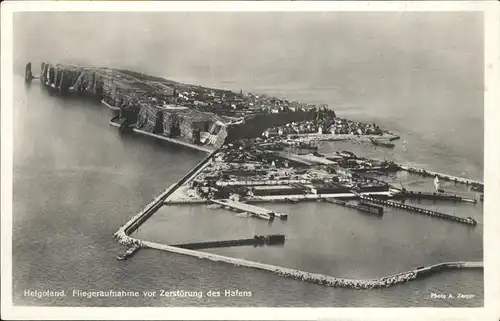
358,194,477,226
399,165,483,188
139,238,481,290
114,148,218,242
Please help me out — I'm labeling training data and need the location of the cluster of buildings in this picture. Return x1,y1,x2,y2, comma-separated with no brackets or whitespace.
172,87,329,118
186,141,391,201
264,115,384,138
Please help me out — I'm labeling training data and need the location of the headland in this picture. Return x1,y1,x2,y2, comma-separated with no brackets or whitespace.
27,62,484,290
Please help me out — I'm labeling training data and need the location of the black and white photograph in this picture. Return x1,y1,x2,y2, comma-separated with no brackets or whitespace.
1,1,499,320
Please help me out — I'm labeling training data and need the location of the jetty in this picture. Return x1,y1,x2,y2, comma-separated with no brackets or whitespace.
210,199,288,220
172,234,285,250
391,190,477,204
323,198,384,216
399,165,483,187
358,194,477,226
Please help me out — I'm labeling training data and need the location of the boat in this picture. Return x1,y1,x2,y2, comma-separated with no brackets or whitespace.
25,62,34,83
116,244,141,260
369,138,395,148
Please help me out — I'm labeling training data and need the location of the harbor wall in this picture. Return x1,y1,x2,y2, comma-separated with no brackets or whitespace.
114,148,218,238
139,238,481,290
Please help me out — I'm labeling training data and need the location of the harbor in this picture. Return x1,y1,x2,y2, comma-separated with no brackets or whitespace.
26,61,484,291
10,9,489,310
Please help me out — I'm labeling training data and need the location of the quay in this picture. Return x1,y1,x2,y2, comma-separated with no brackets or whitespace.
140,238,482,290
210,199,289,220
324,198,384,216
391,190,477,204
358,194,477,226
172,234,285,250
399,165,483,188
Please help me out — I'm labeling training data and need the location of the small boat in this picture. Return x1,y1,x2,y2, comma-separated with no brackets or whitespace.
25,62,34,83
116,244,141,260
369,138,395,149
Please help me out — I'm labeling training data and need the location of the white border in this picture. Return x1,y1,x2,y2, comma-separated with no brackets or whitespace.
1,2,499,320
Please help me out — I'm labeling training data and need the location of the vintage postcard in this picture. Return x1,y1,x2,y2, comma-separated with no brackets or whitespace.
1,1,499,320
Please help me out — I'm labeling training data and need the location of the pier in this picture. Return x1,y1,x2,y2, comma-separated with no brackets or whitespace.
358,194,477,226
172,234,285,250
391,190,477,203
323,198,384,216
399,165,483,187
210,199,288,220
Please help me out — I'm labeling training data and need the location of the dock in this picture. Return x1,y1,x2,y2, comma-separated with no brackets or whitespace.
210,199,288,220
399,165,483,187
324,198,384,216
172,234,285,250
391,190,477,203
358,194,477,226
